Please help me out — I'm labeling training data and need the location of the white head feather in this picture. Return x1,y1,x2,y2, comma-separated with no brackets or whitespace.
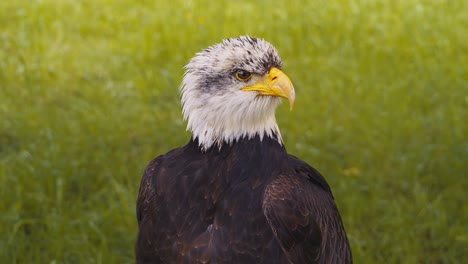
180,36,285,151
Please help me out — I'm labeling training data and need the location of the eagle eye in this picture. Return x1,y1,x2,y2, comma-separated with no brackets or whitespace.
235,69,252,81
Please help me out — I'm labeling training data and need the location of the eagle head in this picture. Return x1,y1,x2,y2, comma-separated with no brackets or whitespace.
180,36,295,151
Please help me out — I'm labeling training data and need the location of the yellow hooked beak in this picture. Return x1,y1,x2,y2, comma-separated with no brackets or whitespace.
241,67,295,110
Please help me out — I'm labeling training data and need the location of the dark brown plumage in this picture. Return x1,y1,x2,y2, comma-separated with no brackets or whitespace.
136,36,352,263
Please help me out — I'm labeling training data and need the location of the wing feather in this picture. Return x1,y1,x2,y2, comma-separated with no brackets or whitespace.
136,156,165,264
263,155,352,264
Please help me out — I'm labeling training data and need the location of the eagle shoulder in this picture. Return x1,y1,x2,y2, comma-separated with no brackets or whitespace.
135,154,165,264
136,146,189,263
262,155,352,264
136,155,163,224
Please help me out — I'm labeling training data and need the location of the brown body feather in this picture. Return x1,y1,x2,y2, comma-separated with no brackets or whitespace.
136,136,352,264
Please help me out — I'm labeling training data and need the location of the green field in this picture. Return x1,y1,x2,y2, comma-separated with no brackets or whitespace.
1,0,466,263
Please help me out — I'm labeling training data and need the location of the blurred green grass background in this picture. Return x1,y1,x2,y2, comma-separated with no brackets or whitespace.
0,0,466,263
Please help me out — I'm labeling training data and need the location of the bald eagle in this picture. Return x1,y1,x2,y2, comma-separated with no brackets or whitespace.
136,36,352,264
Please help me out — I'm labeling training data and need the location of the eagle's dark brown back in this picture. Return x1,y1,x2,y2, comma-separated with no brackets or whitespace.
136,136,352,263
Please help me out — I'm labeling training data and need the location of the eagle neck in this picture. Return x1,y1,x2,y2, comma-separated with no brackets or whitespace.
189,134,289,169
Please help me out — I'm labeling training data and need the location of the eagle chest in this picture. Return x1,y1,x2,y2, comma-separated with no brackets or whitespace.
154,156,285,263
